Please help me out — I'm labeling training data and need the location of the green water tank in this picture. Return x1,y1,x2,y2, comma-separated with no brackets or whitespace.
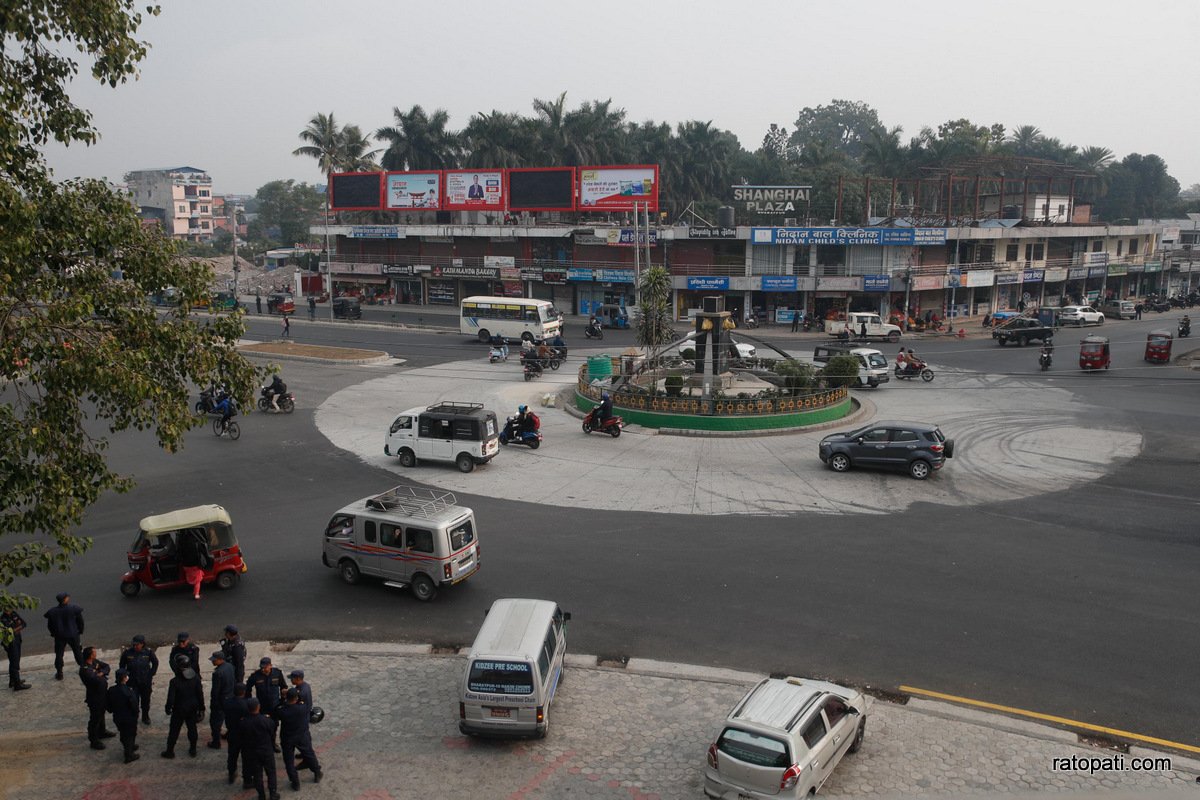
586,355,613,381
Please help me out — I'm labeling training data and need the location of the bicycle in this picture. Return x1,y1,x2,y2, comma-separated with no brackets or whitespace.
212,416,241,440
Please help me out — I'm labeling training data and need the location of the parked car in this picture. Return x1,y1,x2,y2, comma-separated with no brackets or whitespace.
332,296,362,319
818,420,954,480
1059,305,1104,326
704,676,867,800
1101,299,1136,320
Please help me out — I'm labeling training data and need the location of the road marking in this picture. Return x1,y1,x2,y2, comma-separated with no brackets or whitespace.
900,685,1200,755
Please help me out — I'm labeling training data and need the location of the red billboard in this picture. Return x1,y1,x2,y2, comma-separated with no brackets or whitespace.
578,165,659,212
506,167,576,212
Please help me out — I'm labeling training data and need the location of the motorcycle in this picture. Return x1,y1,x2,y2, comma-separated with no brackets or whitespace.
257,387,296,413
893,360,935,382
1180,321,1192,338
1038,347,1053,371
584,323,604,340
488,344,509,363
802,317,813,333
522,359,544,382
195,385,231,415
743,313,759,329
499,415,542,449
582,405,623,437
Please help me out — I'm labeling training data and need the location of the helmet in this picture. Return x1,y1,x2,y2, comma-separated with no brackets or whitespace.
518,405,527,414
601,392,610,400
309,706,325,724
173,653,191,669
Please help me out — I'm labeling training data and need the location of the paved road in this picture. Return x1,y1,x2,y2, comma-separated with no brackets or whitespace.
11,311,1200,751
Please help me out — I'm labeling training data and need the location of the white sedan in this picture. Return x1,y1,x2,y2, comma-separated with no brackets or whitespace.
1059,305,1105,326
678,340,756,360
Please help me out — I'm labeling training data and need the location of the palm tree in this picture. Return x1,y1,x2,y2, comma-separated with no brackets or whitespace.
1076,145,1115,173
862,125,905,177
460,111,529,168
375,105,460,171
1007,125,1042,156
292,112,344,175
563,99,627,165
339,125,381,172
531,92,570,164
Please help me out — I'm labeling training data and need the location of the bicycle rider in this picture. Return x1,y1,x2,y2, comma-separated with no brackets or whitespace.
214,394,236,435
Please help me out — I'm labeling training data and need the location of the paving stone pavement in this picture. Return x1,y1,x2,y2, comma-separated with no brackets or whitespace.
2,641,1196,799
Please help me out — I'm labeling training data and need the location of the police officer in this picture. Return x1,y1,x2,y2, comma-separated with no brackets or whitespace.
247,656,286,752
1,605,31,690
224,683,252,787
118,634,158,725
287,669,312,707
274,688,323,790
106,668,141,763
79,646,113,749
207,650,235,749
220,623,247,684
240,697,280,800
168,631,200,679
44,591,85,680
162,654,204,758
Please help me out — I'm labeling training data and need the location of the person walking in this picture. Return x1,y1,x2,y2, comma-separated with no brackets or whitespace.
207,651,235,749
44,592,84,680
255,293,262,314
220,624,247,684
169,632,200,679
241,698,280,800
308,295,317,321
281,315,291,338
224,683,252,788
248,656,287,753
1135,301,1143,320
790,308,800,333
162,654,204,758
118,634,158,725
177,531,209,600
79,646,113,750
106,668,141,763
274,688,323,790
2,606,31,690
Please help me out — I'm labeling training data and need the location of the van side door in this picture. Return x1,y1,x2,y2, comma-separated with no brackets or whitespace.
376,522,406,580
418,414,453,461
798,710,838,790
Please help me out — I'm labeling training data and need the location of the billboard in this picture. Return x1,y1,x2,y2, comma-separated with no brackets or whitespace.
385,172,441,209
578,166,659,211
507,168,575,211
444,170,504,211
330,172,383,210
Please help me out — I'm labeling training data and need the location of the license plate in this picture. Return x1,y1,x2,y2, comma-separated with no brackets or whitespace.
489,707,510,718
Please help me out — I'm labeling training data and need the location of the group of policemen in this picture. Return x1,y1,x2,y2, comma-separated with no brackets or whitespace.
2,594,323,800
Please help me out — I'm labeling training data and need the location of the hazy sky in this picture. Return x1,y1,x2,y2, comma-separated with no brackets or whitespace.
41,0,1200,195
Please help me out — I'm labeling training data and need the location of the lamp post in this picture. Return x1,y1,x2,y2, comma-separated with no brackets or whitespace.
903,266,913,331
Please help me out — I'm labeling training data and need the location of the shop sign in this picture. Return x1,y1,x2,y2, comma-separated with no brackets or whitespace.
761,275,797,291
574,232,607,245
542,269,567,284
484,255,516,268
595,268,635,283
333,262,383,275
751,227,947,246
568,268,594,282
1044,267,1068,282
423,236,455,243
946,269,962,288
1087,252,1109,265
1022,269,1045,283
1144,260,1163,273
346,225,403,239
430,265,500,279
499,266,521,280
605,228,659,246
1106,264,1127,277
1068,267,1088,280
1126,263,1144,273
966,269,994,287
427,281,456,304
686,276,730,291
687,226,738,239
732,185,811,214
912,275,944,290
996,272,1020,285
519,266,543,281
816,276,862,291
1087,265,1108,278
382,264,414,275
863,274,891,292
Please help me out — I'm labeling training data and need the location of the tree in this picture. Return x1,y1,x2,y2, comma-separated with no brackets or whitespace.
636,266,674,349
1,1,259,626
461,111,532,168
789,100,883,162
1007,125,1042,156
375,105,460,171
1094,154,1182,221
339,124,381,172
253,180,324,247
292,112,344,176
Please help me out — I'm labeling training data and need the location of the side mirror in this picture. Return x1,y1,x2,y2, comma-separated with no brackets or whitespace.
855,437,865,445
848,706,861,716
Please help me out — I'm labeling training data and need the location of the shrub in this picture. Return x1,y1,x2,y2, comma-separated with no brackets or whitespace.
680,347,696,360
665,373,684,397
772,359,815,396
821,354,861,388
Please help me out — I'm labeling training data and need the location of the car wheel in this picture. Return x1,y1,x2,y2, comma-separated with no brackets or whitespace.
398,449,416,468
997,338,1006,346
456,453,475,473
887,331,900,343
215,570,238,590
410,573,437,602
339,560,361,585
909,459,932,480
829,453,851,472
521,331,534,342
477,329,490,343
120,581,141,598
848,718,866,753
1097,316,1104,325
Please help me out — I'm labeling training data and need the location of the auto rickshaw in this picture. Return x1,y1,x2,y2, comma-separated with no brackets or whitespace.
596,304,631,329
1144,330,1173,363
1079,335,1111,371
267,292,295,314
120,505,247,597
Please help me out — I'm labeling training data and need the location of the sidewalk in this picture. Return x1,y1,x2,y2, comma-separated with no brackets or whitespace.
2,641,1195,799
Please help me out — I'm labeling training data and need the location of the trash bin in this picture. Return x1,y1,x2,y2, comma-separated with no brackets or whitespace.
587,355,613,382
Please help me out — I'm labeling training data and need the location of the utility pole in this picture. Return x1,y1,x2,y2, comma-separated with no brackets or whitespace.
325,174,334,321
230,200,239,299
632,201,641,304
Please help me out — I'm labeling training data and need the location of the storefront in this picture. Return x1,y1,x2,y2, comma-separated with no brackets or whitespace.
1124,263,1144,297
910,274,945,318
1142,261,1164,295
426,264,503,306
965,268,994,315
1085,265,1108,304
382,264,426,304
812,276,861,323
1020,268,1045,308
330,262,389,299
852,274,891,315
676,276,743,321
1042,267,1068,307
1064,266,1089,305
995,271,1020,310
755,275,803,324
569,267,635,316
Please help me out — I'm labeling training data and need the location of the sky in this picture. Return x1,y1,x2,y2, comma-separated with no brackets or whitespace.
40,0,1200,195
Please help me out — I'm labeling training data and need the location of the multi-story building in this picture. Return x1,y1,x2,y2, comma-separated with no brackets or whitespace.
126,166,214,241
212,194,249,238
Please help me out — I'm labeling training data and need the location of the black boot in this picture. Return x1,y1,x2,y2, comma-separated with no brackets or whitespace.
125,752,140,763
90,741,106,750
188,743,197,757
160,750,174,759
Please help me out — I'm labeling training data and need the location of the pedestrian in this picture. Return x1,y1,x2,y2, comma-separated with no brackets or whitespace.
224,683,252,788
859,319,868,339
208,651,235,749
308,295,317,320
255,293,262,314
44,591,84,680
169,631,200,679
274,688,323,790
241,698,280,800
282,315,290,338
1135,302,1143,320
118,634,158,725
220,624,247,684
790,308,800,333
248,656,287,753
1,605,31,690
106,668,141,763
161,654,204,759
79,646,113,750
287,670,312,707
177,530,208,600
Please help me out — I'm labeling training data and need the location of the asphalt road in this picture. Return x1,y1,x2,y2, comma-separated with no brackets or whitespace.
12,310,1200,749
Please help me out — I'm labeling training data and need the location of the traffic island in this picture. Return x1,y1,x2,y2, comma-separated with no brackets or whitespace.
238,340,393,365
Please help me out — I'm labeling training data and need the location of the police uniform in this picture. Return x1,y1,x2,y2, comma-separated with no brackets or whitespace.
1,608,30,689
79,657,111,748
223,689,251,787
44,593,85,678
240,706,278,799
118,636,158,723
168,633,200,679
208,652,235,748
162,667,204,757
220,625,247,684
274,692,322,789
247,658,287,750
105,671,141,762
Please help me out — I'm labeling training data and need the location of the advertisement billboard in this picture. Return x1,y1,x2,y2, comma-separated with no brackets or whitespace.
578,166,659,211
330,173,383,210
444,170,504,211
507,168,575,211
385,172,441,209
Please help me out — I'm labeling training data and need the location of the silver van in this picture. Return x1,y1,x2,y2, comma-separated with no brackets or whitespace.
321,486,479,601
459,599,570,738
811,345,890,388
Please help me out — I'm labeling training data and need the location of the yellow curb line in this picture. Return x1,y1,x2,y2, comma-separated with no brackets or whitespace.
900,685,1200,755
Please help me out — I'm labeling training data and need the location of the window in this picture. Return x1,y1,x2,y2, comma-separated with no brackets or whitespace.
1117,241,1123,257
379,523,401,548
199,189,209,197
822,698,849,728
467,660,534,694
800,715,828,748
1129,238,1139,255
324,515,354,538
539,628,557,680
716,728,791,768
389,416,411,434
1092,240,1103,252
452,419,478,440
419,417,453,438
860,428,889,443
890,429,919,442
1005,244,1019,262
449,519,474,550
1024,244,1044,262
405,527,433,553
200,205,209,213
977,245,995,263
178,205,187,213
363,520,376,543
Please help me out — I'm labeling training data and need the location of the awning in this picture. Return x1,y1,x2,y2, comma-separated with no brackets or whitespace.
332,276,388,284
139,505,231,536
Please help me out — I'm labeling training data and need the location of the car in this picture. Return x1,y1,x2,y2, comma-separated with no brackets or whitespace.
1059,305,1104,326
704,676,867,800
332,296,362,319
818,420,954,480
1101,299,1136,320
678,340,757,360
992,317,1055,347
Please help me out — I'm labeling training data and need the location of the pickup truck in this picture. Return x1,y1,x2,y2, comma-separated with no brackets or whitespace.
992,317,1055,347
826,312,902,343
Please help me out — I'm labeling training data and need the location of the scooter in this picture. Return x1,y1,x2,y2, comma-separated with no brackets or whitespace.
195,385,230,415
499,416,542,449
582,405,624,437
893,360,935,382
1038,347,1053,371
1180,321,1192,338
257,388,296,413
584,323,604,340
743,313,759,329
488,343,509,363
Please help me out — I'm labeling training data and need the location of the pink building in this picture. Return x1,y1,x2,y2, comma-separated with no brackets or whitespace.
125,166,214,241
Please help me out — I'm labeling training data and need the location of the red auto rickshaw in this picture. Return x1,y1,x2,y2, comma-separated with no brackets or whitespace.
1079,335,1111,371
120,505,247,597
1144,330,1173,364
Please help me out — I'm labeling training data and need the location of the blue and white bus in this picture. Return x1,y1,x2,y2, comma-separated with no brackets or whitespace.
460,296,562,342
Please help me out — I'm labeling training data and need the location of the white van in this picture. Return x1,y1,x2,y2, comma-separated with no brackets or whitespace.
811,345,891,388
459,599,570,738
385,402,499,473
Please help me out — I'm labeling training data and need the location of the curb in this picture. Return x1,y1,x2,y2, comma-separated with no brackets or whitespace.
237,342,396,366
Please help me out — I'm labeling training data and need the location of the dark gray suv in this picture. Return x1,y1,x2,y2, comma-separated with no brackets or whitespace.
818,420,954,480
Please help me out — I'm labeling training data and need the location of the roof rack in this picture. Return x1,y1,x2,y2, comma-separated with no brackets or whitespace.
425,401,484,415
365,486,459,518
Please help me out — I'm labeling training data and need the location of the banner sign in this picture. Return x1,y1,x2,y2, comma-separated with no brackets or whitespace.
687,226,738,239
1087,252,1109,265
733,185,811,215
444,170,504,211
519,266,543,281
1126,262,1144,273
382,264,414,275
1068,267,1088,280
1106,263,1127,277
347,225,403,239
912,275,944,290
1044,267,1068,282
386,172,441,209
752,227,947,246
579,166,659,211
605,228,659,247
817,276,862,291
761,275,797,291
966,269,994,287
595,269,635,283
542,269,567,284
567,268,594,282
430,265,499,279
863,274,891,292
946,268,962,289
1144,261,1162,272
996,272,1020,285
1022,269,1045,283
1088,265,1108,278
686,276,730,291
484,256,516,269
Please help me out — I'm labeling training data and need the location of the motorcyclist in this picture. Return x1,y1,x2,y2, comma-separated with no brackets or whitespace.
596,391,613,426
517,405,538,434
264,374,286,412
896,348,908,372
550,332,566,356
903,348,922,375
587,315,601,336
1039,340,1054,363
1182,315,1191,334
